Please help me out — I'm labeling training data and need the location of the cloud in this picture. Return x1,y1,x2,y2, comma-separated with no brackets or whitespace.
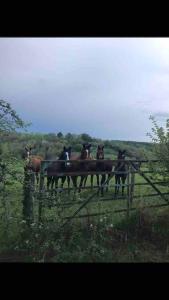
1,38,169,142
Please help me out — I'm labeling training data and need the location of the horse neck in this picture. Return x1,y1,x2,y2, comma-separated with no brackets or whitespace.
80,153,87,160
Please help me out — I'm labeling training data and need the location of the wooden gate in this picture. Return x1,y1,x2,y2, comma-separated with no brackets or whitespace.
23,159,169,226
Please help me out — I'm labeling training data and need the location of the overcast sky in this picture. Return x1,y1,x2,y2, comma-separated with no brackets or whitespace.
1,37,169,142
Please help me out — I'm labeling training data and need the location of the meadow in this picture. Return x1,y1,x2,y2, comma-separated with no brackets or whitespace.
0,133,169,262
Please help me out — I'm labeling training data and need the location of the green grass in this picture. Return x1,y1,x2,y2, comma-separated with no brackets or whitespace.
1,162,169,262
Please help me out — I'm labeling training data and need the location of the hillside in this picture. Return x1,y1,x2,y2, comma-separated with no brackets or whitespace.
0,131,154,161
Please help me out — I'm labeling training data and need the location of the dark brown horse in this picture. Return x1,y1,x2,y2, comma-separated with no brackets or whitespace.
83,145,113,195
114,150,127,196
23,146,43,184
94,145,113,196
68,143,92,192
46,146,71,193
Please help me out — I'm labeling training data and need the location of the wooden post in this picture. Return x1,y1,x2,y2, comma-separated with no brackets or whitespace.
126,165,131,218
23,168,34,226
130,170,135,207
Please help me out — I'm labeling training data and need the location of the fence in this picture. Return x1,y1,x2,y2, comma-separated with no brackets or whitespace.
23,159,169,226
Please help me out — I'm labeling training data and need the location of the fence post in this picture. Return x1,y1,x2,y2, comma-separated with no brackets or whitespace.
23,168,34,226
126,164,131,218
130,168,135,207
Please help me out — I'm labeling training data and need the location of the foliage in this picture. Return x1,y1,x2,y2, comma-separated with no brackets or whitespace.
57,132,63,138
0,102,160,262
147,115,169,180
0,99,30,134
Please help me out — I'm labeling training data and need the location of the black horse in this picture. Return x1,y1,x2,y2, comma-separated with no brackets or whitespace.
114,150,127,196
46,146,71,193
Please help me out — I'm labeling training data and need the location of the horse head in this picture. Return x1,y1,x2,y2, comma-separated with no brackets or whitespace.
117,149,126,160
59,146,72,167
97,145,104,159
81,143,92,159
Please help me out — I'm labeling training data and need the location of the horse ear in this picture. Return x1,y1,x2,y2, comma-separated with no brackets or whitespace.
83,143,86,148
25,147,28,151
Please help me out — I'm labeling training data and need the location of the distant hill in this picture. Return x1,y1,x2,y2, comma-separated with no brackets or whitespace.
0,132,154,160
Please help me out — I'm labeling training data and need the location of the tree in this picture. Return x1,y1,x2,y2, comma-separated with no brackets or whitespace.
57,132,63,138
0,99,29,135
81,133,93,142
65,133,73,141
147,115,169,180
0,99,30,186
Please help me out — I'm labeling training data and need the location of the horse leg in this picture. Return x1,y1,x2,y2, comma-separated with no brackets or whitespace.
96,174,100,187
54,176,59,195
106,174,111,192
36,172,39,185
60,176,66,192
79,175,85,193
67,176,70,194
83,175,88,188
47,176,52,191
101,174,106,197
115,175,120,196
121,176,126,196
71,176,77,199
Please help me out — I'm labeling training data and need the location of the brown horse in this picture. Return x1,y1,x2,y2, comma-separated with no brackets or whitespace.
114,150,127,196
68,143,92,192
93,145,113,196
23,146,43,185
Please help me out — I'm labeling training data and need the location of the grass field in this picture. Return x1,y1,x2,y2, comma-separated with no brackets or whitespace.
0,159,169,262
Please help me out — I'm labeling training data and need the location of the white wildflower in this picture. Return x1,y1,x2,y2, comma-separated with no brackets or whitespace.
20,220,26,224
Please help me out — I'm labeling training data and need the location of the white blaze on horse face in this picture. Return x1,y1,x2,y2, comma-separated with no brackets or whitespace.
25,151,30,163
86,149,89,158
66,152,70,165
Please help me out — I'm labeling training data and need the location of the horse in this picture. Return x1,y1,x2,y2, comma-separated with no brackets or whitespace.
22,146,43,185
46,146,71,193
68,143,92,193
93,145,113,196
114,150,127,196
